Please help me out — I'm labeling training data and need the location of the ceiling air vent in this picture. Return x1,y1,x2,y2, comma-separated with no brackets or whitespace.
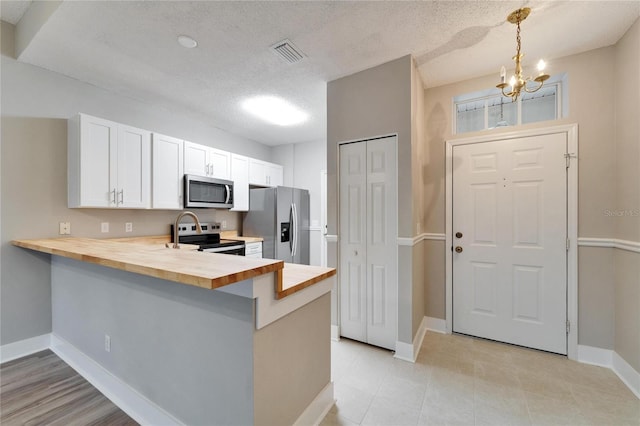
270,39,306,64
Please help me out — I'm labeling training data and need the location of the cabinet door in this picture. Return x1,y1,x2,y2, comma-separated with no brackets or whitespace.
117,125,151,208
248,158,266,185
230,154,249,211
152,133,184,209
210,148,231,180
79,115,118,207
266,163,283,187
184,141,209,177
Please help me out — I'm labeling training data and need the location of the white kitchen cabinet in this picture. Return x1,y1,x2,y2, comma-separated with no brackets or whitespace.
248,158,283,187
152,133,184,210
68,114,150,209
245,242,262,258
184,141,230,180
230,154,249,211
266,162,283,187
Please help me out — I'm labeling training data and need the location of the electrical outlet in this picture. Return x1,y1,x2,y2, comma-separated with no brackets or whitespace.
101,222,109,233
59,222,71,235
125,222,133,233
104,334,111,352
222,220,227,229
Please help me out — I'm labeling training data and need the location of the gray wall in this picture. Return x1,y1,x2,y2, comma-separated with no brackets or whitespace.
423,18,640,370
327,55,422,344
53,257,255,425
0,20,272,346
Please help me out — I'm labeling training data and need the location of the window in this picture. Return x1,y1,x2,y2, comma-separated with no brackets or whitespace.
454,73,567,134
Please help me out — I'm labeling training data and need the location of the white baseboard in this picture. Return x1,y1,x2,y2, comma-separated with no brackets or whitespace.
578,344,639,399
50,334,183,425
577,344,613,367
293,382,335,426
394,317,428,363
425,316,447,334
331,325,340,342
0,333,51,364
613,351,640,399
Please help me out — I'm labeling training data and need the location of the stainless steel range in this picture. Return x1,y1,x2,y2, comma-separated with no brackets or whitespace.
171,222,245,255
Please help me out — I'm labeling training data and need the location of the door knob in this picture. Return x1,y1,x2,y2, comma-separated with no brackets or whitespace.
455,232,463,238
455,246,463,253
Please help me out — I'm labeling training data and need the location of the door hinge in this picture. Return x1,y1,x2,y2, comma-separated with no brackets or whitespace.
565,153,577,169
566,319,571,334
566,238,570,251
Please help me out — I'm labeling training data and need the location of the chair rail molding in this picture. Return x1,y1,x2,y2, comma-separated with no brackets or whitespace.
578,237,640,253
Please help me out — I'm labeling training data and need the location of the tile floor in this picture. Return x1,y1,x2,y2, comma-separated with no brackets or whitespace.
321,332,639,426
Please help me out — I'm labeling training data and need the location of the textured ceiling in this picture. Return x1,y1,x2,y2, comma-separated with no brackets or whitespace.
5,1,640,146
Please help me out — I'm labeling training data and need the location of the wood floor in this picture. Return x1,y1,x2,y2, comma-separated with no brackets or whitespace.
1,350,137,425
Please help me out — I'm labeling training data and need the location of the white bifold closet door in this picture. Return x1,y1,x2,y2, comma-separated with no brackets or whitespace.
339,136,397,350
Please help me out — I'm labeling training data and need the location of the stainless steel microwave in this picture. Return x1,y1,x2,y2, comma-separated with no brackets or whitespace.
184,175,234,209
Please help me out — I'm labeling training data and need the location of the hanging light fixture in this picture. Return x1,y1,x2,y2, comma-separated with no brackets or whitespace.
496,8,549,101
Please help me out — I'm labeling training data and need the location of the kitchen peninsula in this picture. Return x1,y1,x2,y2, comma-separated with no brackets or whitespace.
12,237,336,426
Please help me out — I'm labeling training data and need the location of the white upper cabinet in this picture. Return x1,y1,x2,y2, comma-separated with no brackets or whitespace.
230,154,249,211
68,114,150,209
184,141,231,180
152,133,184,210
266,162,283,187
248,158,283,187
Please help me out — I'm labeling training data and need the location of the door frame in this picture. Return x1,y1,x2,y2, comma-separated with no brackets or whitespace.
445,124,578,360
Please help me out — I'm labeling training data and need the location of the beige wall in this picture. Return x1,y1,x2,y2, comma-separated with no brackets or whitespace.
254,293,331,425
411,59,427,336
423,38,637,355
613,18,640,372
0,21,270,346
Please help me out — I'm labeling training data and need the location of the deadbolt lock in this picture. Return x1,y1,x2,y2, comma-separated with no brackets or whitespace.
455,232,463,238
455,246,463,253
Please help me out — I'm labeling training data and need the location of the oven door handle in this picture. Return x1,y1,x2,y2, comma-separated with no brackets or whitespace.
225,185,231,205
202,244,245,253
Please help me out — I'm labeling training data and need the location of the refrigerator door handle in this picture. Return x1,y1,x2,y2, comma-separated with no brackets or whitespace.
289,204,294,256
293,202,298,258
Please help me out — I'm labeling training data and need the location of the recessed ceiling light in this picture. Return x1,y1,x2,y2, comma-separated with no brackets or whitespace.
242,96,309,126
177,35,198,49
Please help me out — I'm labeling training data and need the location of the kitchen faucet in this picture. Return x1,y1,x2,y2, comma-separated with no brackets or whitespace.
172,211,202,249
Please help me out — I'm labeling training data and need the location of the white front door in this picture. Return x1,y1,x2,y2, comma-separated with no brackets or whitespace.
452,133,567,354
339,136,397,350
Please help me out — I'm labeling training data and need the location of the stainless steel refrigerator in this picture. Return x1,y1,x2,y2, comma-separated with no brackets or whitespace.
243,186,310,265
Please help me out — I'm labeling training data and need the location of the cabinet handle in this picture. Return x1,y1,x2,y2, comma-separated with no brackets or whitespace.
119,189,124,204
206,164,211,175
111,188,116,204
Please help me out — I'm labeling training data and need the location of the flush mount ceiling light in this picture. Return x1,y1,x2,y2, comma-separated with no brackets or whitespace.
242,96,309,126
496,8,549,101
177,34,198,49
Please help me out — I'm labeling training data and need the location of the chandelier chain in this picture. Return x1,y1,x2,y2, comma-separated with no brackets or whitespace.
516,10,522,60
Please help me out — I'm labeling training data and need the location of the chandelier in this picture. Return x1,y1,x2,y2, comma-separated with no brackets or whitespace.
496,8,549,101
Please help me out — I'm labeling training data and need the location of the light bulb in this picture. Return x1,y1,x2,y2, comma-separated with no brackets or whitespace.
509,75,517,89
500,66,506,84
537,59,546,72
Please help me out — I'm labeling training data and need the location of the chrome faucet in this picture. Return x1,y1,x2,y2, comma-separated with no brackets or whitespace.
172,211,202,249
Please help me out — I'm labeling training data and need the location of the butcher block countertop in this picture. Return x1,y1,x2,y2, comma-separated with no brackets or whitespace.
12,237,335,299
